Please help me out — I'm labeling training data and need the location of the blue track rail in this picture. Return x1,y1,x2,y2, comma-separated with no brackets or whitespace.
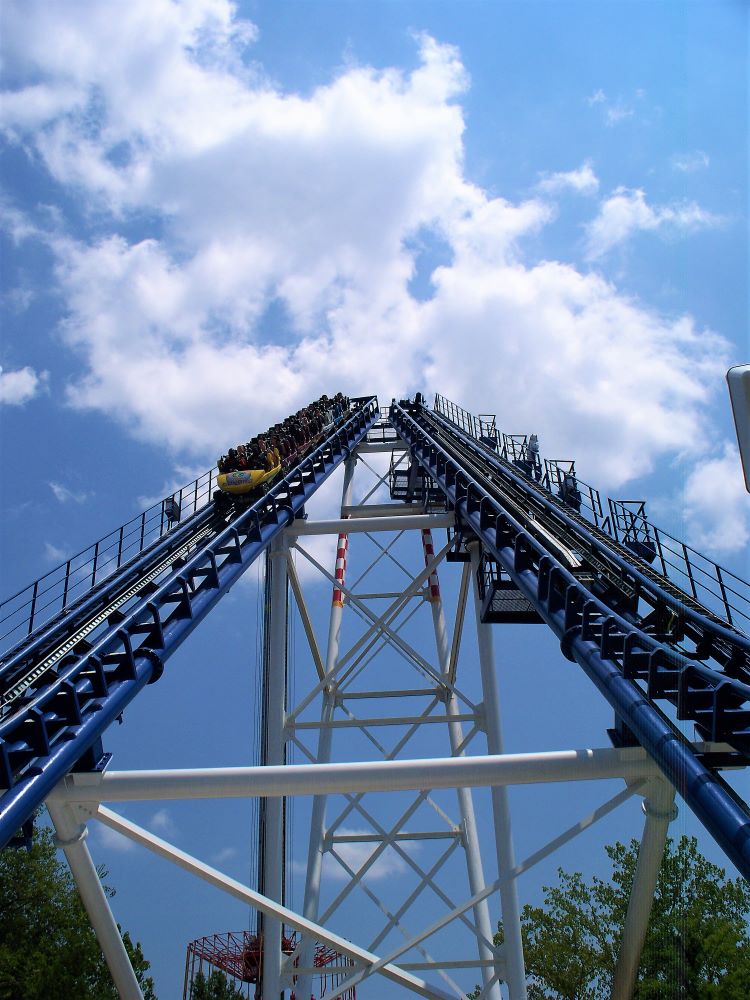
434,393,750,636
0,398,379,847
390,400,750,880
0,467,220,658
1,503,220,708
427,404,750,678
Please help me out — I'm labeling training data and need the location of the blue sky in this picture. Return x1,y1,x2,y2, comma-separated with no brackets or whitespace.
1,1,748,996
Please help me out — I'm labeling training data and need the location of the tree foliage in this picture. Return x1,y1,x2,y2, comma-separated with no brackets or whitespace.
189,969,245,999
472,836,750,999
0,823,156,1000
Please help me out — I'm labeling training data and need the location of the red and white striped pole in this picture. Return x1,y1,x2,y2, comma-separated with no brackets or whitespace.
331,533,349,609
421,528,442,605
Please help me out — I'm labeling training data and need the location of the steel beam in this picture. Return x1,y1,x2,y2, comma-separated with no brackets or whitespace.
288,512,455,536
342,503,431,518
390,402,750,880
421,528,501,1000
47,800,143,1000
261,537,289,998
0,399,380,848
297,457,356,999
468,541,527,999
48,745,676,803
611,779,677,999
286,554,325,681
93,805,455,1000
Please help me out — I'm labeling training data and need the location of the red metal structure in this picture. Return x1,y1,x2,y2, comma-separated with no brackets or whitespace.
183,930,356,999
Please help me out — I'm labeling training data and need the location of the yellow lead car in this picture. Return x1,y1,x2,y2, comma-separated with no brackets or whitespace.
216,462,282,496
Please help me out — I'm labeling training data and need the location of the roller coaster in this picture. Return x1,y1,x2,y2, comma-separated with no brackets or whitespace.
1,391,748,999
0,396,378,842
391,397,750,873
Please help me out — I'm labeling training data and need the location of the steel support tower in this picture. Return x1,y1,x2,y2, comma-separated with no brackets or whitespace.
1,394,748,1000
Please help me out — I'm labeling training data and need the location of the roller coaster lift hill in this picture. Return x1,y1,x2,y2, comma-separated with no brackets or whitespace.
1,391,748,865
0,389,748,998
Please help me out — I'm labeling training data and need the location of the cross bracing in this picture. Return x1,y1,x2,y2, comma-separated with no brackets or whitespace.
1,394,748,1000
390,399,750,877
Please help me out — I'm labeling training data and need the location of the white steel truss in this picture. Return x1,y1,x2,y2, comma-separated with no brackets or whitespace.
44,414,707,1000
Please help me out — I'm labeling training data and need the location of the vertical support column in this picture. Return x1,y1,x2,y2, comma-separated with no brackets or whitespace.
263,533,290,999
610,779,677,999
297,457,357,999
468,541,527,1000
421,530,503,1000
47,798,143,1000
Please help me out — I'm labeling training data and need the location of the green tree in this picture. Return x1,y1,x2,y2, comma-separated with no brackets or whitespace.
471,836,750,999
0,822,157,1000
189,969,245,999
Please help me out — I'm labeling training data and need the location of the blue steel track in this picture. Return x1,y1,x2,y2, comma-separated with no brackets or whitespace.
0,399,379,847
389,399,750,880
2,393,748,883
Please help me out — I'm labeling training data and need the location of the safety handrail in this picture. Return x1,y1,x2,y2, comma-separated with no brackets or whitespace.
392,400,750,880
0,468,218,658
0,501,220,694
607,498,749,632
433,393,750,637
0,398,380,847
428,402,750,667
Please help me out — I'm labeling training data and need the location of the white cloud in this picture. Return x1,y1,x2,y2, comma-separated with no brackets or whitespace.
0,3,734,496
537,161,599,196
683,442,749,554
26,25,474,453
328,842,408,881
584,187,725,260
49,481,90,504
150,807,177,835
423,258,727,484
292,828,415,882
586,88,648,126
0,365,47,405
0,83,85,130
605,104,634,125
44,541,72,563
0,202,42,244
671,150,710,173
93,810,174,851
4,287,34,313
211,845,239,865
136,463,214,512
586,89,632,122
95,821,137,853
